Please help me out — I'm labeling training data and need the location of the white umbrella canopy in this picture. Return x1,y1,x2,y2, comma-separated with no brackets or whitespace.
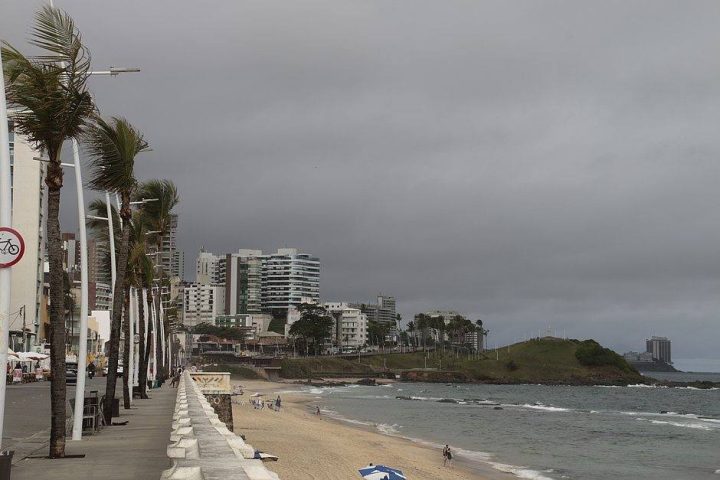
18,352,47,361
7,354,20,362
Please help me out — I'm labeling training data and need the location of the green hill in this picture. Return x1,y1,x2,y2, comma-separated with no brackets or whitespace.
281,338,646,386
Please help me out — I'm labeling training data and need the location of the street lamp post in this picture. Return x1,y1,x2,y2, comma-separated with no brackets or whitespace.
70,66,140,441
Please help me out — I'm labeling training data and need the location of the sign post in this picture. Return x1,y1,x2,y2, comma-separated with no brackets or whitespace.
0,48,19,451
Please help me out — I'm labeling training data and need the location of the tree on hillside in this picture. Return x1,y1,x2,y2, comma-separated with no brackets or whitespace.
448,315,474,353
406,321,416,348
3,6,96,457
475,319,488,352
367,320,390,349
289,303,334,355
415,313,431,350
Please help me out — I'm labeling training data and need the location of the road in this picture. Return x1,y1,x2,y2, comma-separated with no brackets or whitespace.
3,377,118,461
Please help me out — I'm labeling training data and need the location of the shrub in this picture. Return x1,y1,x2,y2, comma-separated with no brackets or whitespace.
280,359,312,379
575,340,635,373
505,360,519,371
204,364,262,379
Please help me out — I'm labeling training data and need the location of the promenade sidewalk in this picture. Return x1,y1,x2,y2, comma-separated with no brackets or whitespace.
11,386,176,480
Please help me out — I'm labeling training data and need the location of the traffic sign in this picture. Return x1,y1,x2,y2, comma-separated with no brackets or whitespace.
0,227,24,268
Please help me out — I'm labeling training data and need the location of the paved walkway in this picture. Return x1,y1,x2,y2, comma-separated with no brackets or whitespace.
11,386,176,480
3,377,110,464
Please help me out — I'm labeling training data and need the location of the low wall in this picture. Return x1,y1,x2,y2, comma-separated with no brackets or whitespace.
162,372,280,479
189,372,233,431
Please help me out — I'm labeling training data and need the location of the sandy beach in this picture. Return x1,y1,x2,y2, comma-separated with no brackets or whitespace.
231,379,512,480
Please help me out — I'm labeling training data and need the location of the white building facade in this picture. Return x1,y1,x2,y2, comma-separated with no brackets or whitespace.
8,127,46,348
182,283,225,327
325,302,368,349
261,248,320,313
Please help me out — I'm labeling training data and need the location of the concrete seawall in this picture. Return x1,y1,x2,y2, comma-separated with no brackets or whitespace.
162,372,279,479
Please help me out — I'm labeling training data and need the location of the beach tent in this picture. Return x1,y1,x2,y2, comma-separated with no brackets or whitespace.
358,465,406,480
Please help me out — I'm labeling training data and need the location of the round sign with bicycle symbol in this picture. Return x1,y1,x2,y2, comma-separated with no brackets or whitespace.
0,227,25,268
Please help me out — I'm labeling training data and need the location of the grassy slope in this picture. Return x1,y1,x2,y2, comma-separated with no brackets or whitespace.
281,338,646,385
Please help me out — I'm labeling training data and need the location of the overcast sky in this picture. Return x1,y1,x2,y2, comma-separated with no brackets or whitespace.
4,1,720,363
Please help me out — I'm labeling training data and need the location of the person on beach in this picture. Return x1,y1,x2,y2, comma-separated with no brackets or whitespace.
443,444,453,466
275,396,281,410
315,406,321,416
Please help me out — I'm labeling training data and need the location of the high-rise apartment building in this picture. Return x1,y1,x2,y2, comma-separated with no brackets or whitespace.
182,283,225,327
8,126,46,347
172,250,185,281
151,213,179,279
261,248,320,315
186,247,320,328
356,295,397,326
196,250,226,285
646,336,672,364
225,249,263,315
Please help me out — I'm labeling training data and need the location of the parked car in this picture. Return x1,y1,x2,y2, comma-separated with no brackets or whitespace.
66,362,78,385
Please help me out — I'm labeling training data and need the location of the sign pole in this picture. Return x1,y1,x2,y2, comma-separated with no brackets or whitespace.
0,48,15,450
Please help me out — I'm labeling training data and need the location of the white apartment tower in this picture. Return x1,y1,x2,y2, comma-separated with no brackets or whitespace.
182,284,225,328
196,250,225,285
261,248,320,313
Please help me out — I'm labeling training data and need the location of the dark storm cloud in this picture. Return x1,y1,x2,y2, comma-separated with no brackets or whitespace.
4,0,720,359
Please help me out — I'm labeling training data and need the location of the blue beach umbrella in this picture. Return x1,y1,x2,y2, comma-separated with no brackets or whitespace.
358,464,407,480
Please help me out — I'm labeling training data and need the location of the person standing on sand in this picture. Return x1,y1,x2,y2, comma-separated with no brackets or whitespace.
316,406,321,416
443,444,453,466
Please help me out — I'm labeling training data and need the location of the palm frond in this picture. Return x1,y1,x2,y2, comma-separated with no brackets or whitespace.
1,6,95,161
134,179,179,238
85,117,149,194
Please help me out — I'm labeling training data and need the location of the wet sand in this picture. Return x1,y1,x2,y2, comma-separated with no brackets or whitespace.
232,379,513,480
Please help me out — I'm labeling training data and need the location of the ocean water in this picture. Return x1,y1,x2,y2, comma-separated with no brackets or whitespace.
293,381,720,479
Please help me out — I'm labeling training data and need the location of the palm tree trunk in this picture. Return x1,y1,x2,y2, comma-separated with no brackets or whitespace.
122,285,131,409
47,183,66,458
137,290,148,399
154,239,165,381
141,290,153,392
103,223,131,424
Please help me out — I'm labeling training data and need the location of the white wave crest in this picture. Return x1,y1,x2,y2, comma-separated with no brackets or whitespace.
516,403,571,412
636,418,715,431
376,423,401,435
490,462,556,480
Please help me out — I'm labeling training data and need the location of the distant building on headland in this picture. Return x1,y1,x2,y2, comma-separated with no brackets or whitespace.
623,336,676,372
623,351,654,363
646,336,672,364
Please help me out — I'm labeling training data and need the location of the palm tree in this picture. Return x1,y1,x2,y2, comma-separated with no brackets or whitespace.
2,6,95,458
475,319,487,352
85,116,149,423
135,179,179,379
406,321,415,349
126,213,154,399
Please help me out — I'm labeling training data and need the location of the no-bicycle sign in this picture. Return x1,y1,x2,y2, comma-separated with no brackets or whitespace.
0,227,25,268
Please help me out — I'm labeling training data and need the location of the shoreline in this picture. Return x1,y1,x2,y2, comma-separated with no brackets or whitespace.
231,378,515,480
